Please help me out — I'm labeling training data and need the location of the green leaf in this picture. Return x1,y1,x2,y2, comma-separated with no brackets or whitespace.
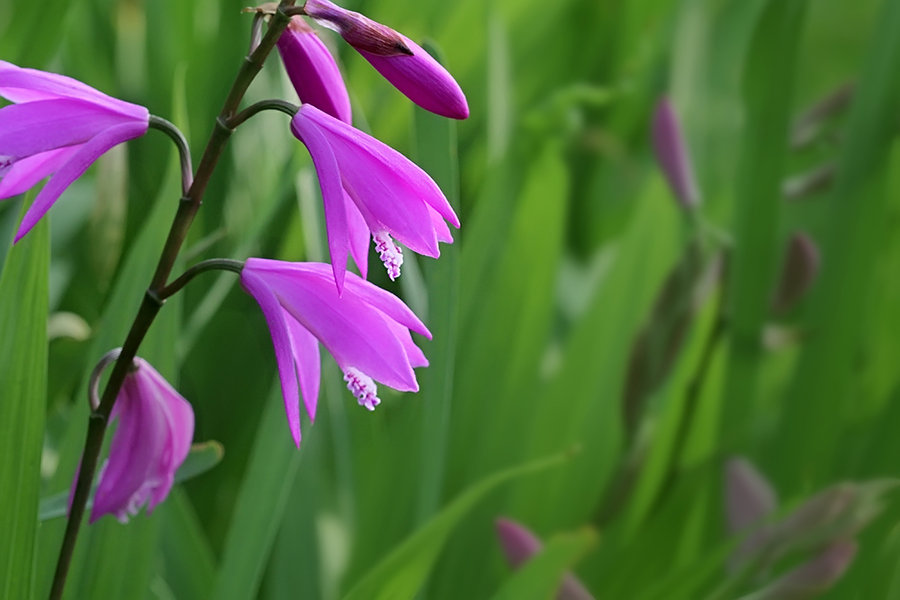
488,529,597,600
37,442,223,521
211,384,302,600
0,196,49,600
342,453,569,600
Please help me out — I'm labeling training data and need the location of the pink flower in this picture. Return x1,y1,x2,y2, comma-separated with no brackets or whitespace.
290,103,459,292
88,358,194,523
240,259,431,447
652,97,700,209
303,0,468,119
277,16,352,123
0,60,149,241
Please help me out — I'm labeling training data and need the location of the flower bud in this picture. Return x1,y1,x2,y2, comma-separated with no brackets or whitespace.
751,541,856,600
771,232,820,314
652,97,700,210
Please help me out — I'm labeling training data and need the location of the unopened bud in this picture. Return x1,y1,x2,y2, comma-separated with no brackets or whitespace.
652,97,701,210
495,518,595,600
726,457,777,534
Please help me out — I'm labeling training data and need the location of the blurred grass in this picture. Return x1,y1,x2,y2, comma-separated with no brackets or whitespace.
2,0,899,598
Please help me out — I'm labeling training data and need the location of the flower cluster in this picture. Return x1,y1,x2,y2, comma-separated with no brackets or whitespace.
0,0,467,523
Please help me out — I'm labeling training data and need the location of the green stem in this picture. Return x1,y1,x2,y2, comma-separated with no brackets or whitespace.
228,99,298,129
159,258,245,300
148,115,194,195
47,4,296,599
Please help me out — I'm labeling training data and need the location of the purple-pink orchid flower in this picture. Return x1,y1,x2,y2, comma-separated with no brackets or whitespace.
652,97,700,209
241,259,430,447
0,60,149,241
87,358,194,523
303,0,469,120
277,16,352,124
290,103,459,292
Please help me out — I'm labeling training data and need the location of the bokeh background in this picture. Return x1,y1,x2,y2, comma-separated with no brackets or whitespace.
2,0,900,597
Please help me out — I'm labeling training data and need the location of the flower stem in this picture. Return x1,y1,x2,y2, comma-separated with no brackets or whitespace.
48,4,296,599
148,115,194,195
158,258,245,300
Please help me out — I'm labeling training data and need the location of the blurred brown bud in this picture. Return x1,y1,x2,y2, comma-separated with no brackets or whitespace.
771,233,820,314
725,457,777,572
652,97,701,210
747,541,857,600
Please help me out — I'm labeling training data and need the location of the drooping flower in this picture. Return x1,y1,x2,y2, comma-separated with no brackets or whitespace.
277,16,352,123
88,358,194,523
303,0,469,119
240,259,430,447
652,97,700,209
290,103,458,292
0,60,149,241
495,518,595,600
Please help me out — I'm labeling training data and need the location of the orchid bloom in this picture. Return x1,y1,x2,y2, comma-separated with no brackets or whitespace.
303,0,469,119
277,16,352,123
652,97,700,209
290,103,459,292
88,358,194,523
241,259,430,447
0,60,149,241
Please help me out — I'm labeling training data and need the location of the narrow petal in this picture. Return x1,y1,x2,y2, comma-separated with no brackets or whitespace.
291,111,350,293
0,146,80,199
278,17,353,123
15,120,148,242
386,319,429,368
263,267,419,390
346,195,370,279
359,35,469,120
430,205,454,243
284,315,322,422
0,98,141,158
0,60,148,120
242,269,303,447
301,104,459,229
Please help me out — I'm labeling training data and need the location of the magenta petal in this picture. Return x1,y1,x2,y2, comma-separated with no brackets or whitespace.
652,97,700,209
359,35,469,120
0,146,80,200
291,111,350,293
15,121,148,242
278,17,352,123
0,60,148,120
430,205,454,243
284,315,322,422
88,358,193,523
0,98,141,158
242,269,304,447
346,194,370,279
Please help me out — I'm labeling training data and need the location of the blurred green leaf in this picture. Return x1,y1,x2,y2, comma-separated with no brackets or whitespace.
488,528,597,600
0,195,49,600
342,452,569,600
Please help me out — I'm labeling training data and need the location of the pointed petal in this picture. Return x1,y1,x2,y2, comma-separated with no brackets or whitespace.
359,35,469,120
346,195,370,279
291,111,349,293
278,17,352,123
262,266,419,390
15,121,147,242
285,315,322,422
0,146,79,199
386,319,428,368
242,268,303,447
0,98,143,158
0,60,148,120
430,205,453,243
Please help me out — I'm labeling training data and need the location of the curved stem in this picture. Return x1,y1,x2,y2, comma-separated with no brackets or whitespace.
87,349,123,411
228,99,299,129
48,4,297,599
158,258,245,300
149,115,194,195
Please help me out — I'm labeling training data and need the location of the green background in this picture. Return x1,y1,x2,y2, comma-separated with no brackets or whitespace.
2,0,900,597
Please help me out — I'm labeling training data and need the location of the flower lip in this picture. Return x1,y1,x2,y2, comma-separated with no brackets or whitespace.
241,259,431,447
290,103,458,292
